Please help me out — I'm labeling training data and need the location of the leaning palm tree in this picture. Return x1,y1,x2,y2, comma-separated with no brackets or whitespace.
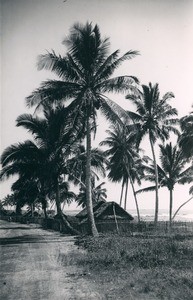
172,186,193,220
26,22,139,236
137,143,193,227
126,83,179,225
100,124,144,222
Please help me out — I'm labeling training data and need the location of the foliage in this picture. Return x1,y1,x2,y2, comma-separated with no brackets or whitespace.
1,193,16,207
126,82,179,224
137,142,193,223
76,181,107,208
179,111,193,159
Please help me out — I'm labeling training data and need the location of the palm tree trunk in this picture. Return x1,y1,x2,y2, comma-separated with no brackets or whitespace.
172,196,193,221
31,203,34,218
40,182,47,219
124,178,129,210
16,204,22,215
86,115,99,236
55,179,62,215
169,189,173,228
42,205,47,219
113,202,119,234
55,179,80,235
120,179,124,206
149,135,159,227
129,175,141,223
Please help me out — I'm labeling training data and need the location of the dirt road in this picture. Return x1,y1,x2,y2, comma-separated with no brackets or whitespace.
0,220,101,300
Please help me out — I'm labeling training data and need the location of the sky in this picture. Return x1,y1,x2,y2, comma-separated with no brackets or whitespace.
1,0,193,213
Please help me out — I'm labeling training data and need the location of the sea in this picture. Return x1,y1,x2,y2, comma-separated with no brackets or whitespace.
65,209,193,222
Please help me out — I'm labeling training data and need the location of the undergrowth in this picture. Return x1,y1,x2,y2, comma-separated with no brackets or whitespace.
75,234,193,270
61,234,193,299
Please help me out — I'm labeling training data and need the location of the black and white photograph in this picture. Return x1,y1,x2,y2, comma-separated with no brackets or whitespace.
1,0,193,299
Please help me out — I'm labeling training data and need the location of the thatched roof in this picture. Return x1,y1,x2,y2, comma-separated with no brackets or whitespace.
76,201,133,223
76,200,105,219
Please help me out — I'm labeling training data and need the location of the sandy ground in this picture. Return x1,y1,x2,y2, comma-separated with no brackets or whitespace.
0,220,102,300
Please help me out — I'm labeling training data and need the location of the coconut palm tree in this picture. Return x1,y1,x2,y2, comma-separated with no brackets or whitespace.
66,144,107,186
76,181,107,208
11,178,41,216
26,22,139,236
137,143,193,227
172,187,193,220
48,180,76,213
67,144,107,209
0,140,50,217
100,124,145,222
1,193,16,209
0,107,80,234
126,83,179,225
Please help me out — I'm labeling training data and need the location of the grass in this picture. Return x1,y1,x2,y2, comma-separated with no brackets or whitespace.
60,233,193,299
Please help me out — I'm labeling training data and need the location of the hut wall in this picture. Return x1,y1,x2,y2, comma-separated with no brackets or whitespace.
80,219,133,234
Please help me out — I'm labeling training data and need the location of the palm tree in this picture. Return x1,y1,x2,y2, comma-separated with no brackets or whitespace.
67,144,107,186
11,178,41,216
1,193,16,209
137,143,193,227
26,22,139,236
100,124,144,222
172,187,193,220
126,83,179,225
0,107,80,234
48,180,76,213
67,144,107,209
76,181,107,208
0,140,49,217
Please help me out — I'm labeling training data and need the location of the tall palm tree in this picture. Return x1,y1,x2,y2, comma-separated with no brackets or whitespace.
26,22,139,236
100,124,144,222
137,143,193,227
126,83,179,225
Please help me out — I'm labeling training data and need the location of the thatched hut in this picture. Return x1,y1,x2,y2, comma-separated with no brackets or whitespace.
76,201,134,234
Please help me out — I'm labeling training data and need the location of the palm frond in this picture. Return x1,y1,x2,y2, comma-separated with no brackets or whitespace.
98,76,138,94
136,185,156,194
95,50,139,83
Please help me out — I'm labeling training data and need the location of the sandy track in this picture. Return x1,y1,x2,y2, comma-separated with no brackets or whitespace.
0,220,102,300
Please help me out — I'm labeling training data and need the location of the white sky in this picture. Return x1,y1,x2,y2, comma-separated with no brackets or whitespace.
1,0,193,213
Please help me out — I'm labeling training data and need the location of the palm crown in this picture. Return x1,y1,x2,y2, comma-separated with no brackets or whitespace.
26,22,139,127
126,83,179,144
